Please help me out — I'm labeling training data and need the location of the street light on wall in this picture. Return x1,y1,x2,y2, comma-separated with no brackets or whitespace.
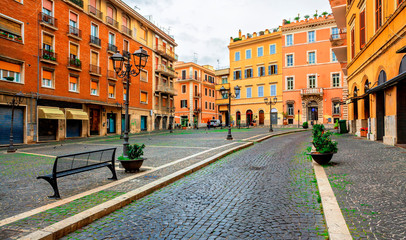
8,92,24,153
264,96,277,132
220,85,240,140
110,47,149,158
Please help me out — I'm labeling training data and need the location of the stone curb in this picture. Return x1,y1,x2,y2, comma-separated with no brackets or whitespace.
19,130,305,240
313,161,352,240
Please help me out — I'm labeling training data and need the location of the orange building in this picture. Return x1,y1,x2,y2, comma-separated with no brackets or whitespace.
281,14,347,126
174,62,219,128
0,0,176,144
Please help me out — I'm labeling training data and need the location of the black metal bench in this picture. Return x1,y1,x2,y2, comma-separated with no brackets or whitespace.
37,147,118,199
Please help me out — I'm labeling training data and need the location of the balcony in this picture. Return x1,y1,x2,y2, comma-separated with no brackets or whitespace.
68,25,82,40
106,16,119,29
300,88,323,96
155,44,176,61
89,35,101,48
67,57,82,71
39,13,57,30
328,0,346,28
155,64,176,78
193,92,202,98
156,84,178,95
40,49,57,64
108,70,117,80
108,43,117,53
121,25,132,36
194,108,201,113
330,29,347,66
89,64,101,76
68,0,83,8
88,5,102,20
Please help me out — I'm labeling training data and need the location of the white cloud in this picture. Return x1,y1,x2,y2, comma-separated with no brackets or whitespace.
125,0,332,68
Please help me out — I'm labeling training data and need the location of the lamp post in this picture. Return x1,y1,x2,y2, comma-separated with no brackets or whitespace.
264,96,277,132
220,85,240,140
302,102,306,124
110,47,149,158
8,92,24,153
297,109,300,128
168,107,175,133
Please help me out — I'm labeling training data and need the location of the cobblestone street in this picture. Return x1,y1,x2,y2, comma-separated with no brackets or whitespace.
64,131,326,240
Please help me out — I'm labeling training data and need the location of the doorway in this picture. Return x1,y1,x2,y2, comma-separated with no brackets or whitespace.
107,113,116,133
246,110,253,126
307,101,318,124
141,116,147,131
89,109,100,135
271,108,278,125
259,110,264,125
236,111,241,127
376,91,385,141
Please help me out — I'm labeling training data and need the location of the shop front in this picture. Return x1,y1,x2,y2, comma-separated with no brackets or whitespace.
37,107,65,141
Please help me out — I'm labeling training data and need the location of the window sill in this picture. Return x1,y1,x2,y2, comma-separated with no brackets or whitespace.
41,85,54,89
1,79,23,84
67,66,82,72
89,43,101,49
40,22,58,31
67,33,82,41
69,90,79,93
40,58,58,65
90,72,102,77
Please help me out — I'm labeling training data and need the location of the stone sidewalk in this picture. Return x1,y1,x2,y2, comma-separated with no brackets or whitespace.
323,134,406,239
0,127,303,239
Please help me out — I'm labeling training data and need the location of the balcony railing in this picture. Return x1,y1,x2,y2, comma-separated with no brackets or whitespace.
90,35,101,46
41,49,57,62
106,16,119,28
194,108,201,113
156,84,178,95
39,12,57,28
300,88,323,96
68,57,82,69
88,5,102,19
121,25,132,36
89,64,101,75
108,70,117,79
194,92,202,98
108,43,117,53
155,64,176,77
68,25,82,38
155,44,176,61
69,0,83,8
330,29,347,47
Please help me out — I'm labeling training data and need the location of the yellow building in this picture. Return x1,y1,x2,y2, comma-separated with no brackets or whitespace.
331,0,406,145
217,29,283,127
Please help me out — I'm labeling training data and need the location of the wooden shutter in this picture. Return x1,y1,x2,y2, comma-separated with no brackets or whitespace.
43,34,52,45
351,28,355,59
360,10,366,48
141,92,147,102
43,0,52,11
91,52,98,65
69,12,77,22
69,76,77,84
0,17,22,36
43,70,52,80
91,81,97,89
108,85,114,94
0,60,21,72
70,43,78,55
107,6,113,18
122,16,127,26
89,0,95,7
375,0,382,30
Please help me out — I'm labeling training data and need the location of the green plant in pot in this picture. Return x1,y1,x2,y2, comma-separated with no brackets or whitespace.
302,121,309,129
118,143,146,172
309,124,338,164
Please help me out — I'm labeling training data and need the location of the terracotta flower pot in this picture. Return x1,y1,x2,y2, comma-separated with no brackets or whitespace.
119,158,146,173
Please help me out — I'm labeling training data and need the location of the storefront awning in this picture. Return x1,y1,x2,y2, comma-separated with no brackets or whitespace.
66,109,89,120
219,105,228,111
367,71,406,94
38,107,65,119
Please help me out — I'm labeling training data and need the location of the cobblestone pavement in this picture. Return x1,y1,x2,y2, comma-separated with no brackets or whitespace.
324,134,406,239
64,132,327,240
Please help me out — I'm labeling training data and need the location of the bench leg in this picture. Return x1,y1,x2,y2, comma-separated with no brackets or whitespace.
39,177,61,199
107,164,118,180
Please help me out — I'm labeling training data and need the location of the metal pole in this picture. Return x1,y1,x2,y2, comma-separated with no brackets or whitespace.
270,102,273,132
123,59,130,158
226,91,233,140
7,99,16,153
298,109,300,128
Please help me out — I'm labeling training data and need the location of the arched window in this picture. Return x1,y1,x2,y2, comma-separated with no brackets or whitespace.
399,55,406,74
378,70,386,85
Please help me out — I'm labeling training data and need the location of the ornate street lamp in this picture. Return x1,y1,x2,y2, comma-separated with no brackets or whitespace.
264,96,277,132
110,47,149,158
220,85,240,140
8,92,24,153
168,106,176,133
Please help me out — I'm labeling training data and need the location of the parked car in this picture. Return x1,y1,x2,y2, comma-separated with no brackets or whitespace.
210,119,221,128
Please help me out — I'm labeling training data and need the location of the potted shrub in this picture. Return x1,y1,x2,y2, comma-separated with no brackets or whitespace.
302,121,309,129
282,112,288,125
118,143,146,172
360,127,368,137
309,124,338,165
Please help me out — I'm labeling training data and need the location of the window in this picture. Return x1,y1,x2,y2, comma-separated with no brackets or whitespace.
42,69,53,87
205,88,208,96
181,100,187,108
333,102,340,115
308,51,316,64
244,68,253,78
258,66,265,77
332,73,340,87
108,84,115,98
286,54,294,67
268,64,278,75
308,75,316,88
182,70,186,79
42,0,53,16
233,70,241,80
91,23,98,37
123,87,127,101
221,77,228,84
0,16,23,41
287,77,294,90
0,60,22,83
351,27,355,59
91,51,98,66
246,49,251,59
108,33,115,45
205,101,208,109
375,0,382,31
246,87,252,98
287,104,294,116
258,86,264,97
235,51,240,61
140,91,147,103
360,9,366,48
140,70,147,82
69,75,78,92
69,12,78,28
269,44,276,54
270,84,276,96
182,85,186,93
123,39,129,52
257,47,263,57
331,27,339,39
308,31,315,43
332,50,337,62
69,43,80,67
286,34,293,46
91,80,98,95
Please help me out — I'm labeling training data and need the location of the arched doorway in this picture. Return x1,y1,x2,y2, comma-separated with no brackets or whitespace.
162,116,168,129
307,101,318,124
376,70,386,140
236,111,241,126
364,81,370,119
246,110,253,126
259,110,264,125
398,56,406,143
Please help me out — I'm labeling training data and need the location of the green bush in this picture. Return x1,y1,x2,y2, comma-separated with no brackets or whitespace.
119,143,145,160
312,124,338,153
302,122,309,128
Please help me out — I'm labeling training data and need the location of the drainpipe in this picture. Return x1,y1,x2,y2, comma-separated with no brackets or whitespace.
35,5,40,142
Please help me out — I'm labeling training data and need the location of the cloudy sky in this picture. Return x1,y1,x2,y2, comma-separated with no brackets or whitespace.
125,0,332,68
